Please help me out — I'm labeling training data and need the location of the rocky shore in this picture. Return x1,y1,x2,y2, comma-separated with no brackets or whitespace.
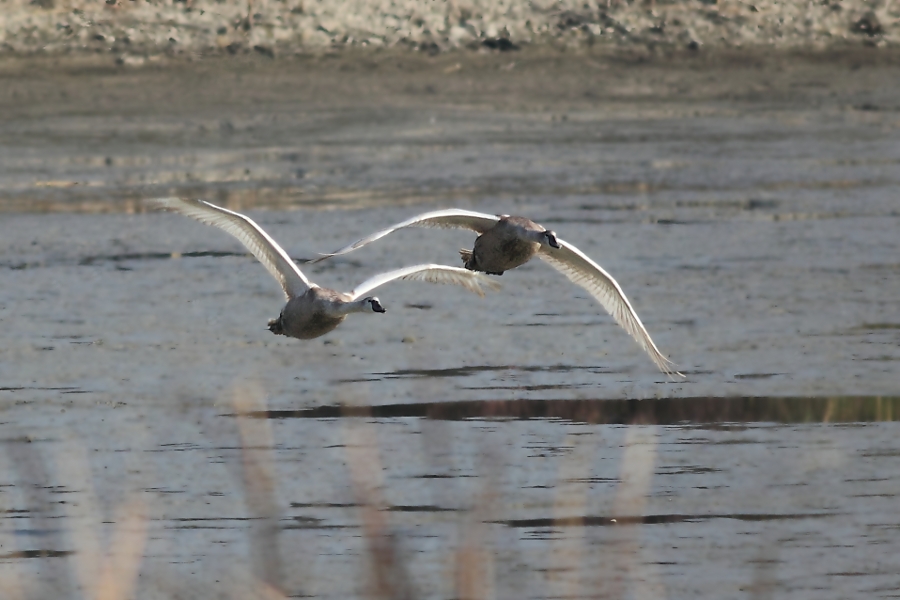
0,0,897,62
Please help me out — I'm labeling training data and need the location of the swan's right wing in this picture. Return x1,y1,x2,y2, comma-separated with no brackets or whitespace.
539,240,683,378
348,264,501,300
308,209,501,264
147,198,313,299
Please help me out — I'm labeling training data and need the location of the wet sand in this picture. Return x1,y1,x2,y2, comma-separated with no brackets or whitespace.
1,52,899,598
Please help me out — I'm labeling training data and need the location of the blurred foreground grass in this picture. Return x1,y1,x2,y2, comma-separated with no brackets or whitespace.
0,390,894,598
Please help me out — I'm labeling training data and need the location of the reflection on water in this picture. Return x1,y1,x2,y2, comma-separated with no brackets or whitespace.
239,396,900,425
2,198,899,597
2,387,900,599
495,512,838,528
336,363,619,382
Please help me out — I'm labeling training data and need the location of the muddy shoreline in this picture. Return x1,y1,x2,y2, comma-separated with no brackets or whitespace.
2,46,899,214
2,0,897,59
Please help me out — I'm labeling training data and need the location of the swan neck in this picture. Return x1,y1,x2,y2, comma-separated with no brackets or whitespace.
334,298,371,315
523,228,547,243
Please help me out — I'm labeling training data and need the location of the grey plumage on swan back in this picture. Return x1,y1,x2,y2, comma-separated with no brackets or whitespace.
464,216,547,274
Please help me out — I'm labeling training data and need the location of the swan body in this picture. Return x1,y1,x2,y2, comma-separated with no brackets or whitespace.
461,215,553,274
147,198,499,340
268,288,381,340
313,208,682,376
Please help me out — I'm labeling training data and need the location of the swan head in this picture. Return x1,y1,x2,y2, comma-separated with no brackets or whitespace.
267,315,285,335
543,230,560,249
365,297,386,313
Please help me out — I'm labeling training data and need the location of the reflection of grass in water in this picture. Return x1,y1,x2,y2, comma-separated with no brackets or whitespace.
851,323,900,331
239,395,900,424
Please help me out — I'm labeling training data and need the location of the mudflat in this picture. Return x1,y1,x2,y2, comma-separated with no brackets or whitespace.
1,47,899,212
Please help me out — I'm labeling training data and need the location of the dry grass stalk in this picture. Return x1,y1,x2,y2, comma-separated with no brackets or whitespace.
92,499,149,600
549,433,595,599
0,572,26,600
454,434,502,600
232,382,287,596
5,433,77,598
0,436,43,600
340,394,415,600
606,425,665,600
54,440,148,600
454,480,496,600
748,536,779,600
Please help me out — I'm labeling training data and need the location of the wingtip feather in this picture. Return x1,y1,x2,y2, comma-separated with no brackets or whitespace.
305,253,333,265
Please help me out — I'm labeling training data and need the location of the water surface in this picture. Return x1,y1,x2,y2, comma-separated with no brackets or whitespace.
0,53,899,599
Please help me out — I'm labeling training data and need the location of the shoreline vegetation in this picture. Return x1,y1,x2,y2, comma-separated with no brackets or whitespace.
0,0,897,67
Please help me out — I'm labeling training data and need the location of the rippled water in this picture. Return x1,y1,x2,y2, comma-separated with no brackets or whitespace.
1,54,899,598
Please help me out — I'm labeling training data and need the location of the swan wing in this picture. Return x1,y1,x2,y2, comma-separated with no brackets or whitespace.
348,264,501,300
147,197,312,299
538,240,683,377
309,208,501,263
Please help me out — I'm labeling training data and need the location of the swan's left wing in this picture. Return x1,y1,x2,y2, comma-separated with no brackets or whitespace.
147,197,313,299
538,241,683,377
348,264,501,300
309,209,501,264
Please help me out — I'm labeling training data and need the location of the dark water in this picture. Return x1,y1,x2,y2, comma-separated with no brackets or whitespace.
1,55,899,598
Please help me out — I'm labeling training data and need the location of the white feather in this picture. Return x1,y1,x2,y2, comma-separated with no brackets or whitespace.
147,197,313,299
309,208,500,263
538,240,682,378
350,264,500,300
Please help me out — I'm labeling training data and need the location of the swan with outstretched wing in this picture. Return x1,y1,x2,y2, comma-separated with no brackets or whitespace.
312,208,682,375
147,199,499,339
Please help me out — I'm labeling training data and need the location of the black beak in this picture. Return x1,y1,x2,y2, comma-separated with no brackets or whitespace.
547,232,561,249
371,299,386,313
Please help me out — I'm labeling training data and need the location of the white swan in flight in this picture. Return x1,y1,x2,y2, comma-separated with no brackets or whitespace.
312,208,682,375
147,199,499,340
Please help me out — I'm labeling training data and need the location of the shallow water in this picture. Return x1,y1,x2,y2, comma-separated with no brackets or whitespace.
1,54,899,598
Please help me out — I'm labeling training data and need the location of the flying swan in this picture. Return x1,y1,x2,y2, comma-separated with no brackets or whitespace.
311,208,682,375
147,199,499,340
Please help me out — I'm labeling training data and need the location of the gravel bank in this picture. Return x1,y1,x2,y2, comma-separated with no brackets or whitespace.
1,0,897,61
